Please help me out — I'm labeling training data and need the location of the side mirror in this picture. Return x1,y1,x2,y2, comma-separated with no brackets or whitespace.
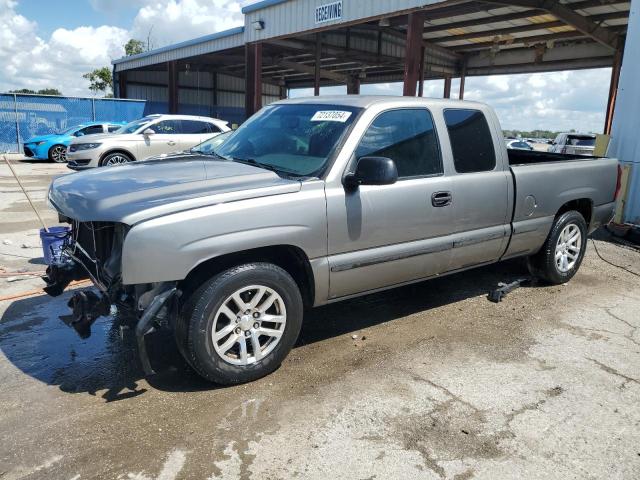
75,131,84,137
344,156,398,189
143,128,155,136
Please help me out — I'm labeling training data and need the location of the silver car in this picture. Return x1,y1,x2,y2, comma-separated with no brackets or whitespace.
66,114,230,169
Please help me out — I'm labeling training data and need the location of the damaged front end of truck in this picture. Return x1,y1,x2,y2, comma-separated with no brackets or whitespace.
43,217,180,374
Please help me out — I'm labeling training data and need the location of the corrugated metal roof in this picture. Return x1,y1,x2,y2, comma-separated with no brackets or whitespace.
113,26,245,71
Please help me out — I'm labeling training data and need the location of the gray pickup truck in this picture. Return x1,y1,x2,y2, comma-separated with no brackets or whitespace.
45,96,620,384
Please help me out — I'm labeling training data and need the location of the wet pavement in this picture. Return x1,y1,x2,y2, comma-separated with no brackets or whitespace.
1,158,639,479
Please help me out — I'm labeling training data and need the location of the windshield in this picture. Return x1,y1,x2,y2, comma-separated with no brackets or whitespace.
191,130,234,154
115,117,154,134
58,125,79,135
215,104,361,177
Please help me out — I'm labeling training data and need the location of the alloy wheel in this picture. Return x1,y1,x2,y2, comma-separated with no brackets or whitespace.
555,223,582,273
51,145,66,162
210,285,287,365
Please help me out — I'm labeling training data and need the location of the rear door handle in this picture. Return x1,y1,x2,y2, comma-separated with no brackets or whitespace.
167,140,176,146
431,191,452,207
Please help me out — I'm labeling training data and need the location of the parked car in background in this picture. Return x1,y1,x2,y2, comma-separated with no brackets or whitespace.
22,121,126,163
66,114,230,170
142,130,234,162
506,139,534,151
46,96,619,385
548,133,596,156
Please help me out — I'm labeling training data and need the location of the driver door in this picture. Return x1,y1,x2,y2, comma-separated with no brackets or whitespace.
138,119,182,159
326,108,454,299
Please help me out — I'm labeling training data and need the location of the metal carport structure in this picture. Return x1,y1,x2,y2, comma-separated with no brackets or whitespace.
112,0,629,130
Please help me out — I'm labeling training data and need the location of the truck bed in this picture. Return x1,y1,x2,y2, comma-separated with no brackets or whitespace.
507,149,596,165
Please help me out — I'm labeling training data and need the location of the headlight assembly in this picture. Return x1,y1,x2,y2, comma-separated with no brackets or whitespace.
73,143,102,151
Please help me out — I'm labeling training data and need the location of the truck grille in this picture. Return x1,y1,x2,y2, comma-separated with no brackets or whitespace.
68,221,118,289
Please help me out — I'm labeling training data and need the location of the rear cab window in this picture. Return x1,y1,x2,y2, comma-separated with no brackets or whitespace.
444,109,496,173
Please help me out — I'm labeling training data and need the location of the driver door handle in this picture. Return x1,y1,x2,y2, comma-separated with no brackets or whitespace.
167,140,176,146
431,191,452,207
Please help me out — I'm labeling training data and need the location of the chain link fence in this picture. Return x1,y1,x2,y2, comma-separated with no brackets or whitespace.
0,94,146,153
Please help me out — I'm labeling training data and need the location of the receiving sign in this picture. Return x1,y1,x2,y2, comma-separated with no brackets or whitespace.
311,110,352,122
315,1,343,24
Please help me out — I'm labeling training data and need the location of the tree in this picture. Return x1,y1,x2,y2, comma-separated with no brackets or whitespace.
10,88,63,95
124,39,145,56
9,88,36,94
83,67,112,96
37,88,62,96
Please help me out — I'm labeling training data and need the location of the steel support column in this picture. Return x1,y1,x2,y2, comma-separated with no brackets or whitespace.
604,48,623,134
118,72,127,99
245,43,263,117
167,61,178,114
443,76,452,98
347,76,360,95
418,46,426,97
403,11,426,96
459,59,467,100
314,34,321,96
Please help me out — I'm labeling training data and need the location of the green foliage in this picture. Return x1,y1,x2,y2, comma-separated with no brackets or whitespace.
83,67,113,96
503,129,558,140
124,39,145,56
9,88,62,95
36,88,62,96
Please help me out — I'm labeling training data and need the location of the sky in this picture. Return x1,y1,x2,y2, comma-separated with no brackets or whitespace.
0,0,612,133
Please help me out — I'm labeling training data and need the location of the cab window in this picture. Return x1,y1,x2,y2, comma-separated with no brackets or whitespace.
355,108,442,178
443,109,496,173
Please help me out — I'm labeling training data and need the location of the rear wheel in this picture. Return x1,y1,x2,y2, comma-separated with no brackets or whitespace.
177,263,303,385
527,210,587,284
101,152,132,167
48,144,67,163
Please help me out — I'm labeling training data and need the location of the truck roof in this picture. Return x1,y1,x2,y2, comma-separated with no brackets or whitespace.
275,95,488,110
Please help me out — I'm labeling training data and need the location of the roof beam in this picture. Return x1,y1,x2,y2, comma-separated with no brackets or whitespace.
429,20,565,43
276,59,349,83
479,0,619,49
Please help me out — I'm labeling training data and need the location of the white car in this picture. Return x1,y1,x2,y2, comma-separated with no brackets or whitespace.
506,139,533,151
66,114,230,169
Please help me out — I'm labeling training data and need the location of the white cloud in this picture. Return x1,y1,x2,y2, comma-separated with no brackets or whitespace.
0,0,129,96
130,0,243,48
0,0,242,96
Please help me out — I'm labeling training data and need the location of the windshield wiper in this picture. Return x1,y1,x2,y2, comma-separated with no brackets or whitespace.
231,157,281,173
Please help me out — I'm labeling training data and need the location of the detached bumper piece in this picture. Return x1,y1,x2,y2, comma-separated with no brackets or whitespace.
42,260,88,297
62,290,111,339
136,287,180,376
488,278,530,303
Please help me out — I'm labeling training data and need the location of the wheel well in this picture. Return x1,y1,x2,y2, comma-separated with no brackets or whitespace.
556,198,592,225
178,245,315,308
100,149,135,164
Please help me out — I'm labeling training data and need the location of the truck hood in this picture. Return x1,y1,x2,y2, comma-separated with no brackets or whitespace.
49,157,301,225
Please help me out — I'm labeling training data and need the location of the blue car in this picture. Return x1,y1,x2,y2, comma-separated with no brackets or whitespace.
23,121,126,162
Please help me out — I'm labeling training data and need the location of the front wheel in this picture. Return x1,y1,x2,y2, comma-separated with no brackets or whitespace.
177,263,303,385
48,144,67,163
100,152,132,167
527,210,588,284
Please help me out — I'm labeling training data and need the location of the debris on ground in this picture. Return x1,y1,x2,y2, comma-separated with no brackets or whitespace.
488,278,531,303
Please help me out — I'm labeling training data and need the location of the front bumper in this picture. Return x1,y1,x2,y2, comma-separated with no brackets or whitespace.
67,160,93,171
23,143,47,159
66,148,101,168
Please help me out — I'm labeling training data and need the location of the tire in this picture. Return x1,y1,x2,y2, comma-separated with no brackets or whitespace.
527,210,588,284
177,263,303,385
100,152,132,167
48,144,67,163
